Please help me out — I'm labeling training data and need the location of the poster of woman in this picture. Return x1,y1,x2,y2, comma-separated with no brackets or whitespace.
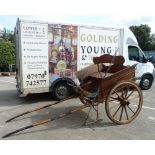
48,24,77,86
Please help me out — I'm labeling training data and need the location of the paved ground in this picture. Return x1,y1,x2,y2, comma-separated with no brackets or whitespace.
0,76,155,140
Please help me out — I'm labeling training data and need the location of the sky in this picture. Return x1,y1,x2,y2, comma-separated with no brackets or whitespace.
0,0,155,33
0,15,155,34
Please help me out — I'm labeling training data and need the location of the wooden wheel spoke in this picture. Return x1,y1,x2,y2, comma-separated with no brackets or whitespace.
110,96,119,101
109,99,119,102
114,90,122,99
124,106,129,120
123,85,128,96
121,89,125,98
113,104,121,117
110,103,120,109
116,84,128,99
127,105,135,115
119,106,124,121
124,85,131,98
109,99,116,102
126,88,136,99
128,95,139,101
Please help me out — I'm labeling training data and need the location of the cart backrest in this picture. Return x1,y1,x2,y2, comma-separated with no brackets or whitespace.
93,54,125,65
93,54,126,73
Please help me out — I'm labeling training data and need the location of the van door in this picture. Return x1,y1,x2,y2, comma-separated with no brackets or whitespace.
127,45,147,80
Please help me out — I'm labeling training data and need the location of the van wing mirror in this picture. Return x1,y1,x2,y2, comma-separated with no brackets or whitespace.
148,56,153,62
142,56,148,63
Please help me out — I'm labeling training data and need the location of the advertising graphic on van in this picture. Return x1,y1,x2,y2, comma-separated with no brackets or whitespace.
48,24,78,87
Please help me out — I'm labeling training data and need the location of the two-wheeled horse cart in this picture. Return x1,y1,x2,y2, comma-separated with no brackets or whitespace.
2,54,143,138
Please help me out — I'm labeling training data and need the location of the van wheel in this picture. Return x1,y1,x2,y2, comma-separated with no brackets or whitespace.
139,75,153,90
53,82,72,100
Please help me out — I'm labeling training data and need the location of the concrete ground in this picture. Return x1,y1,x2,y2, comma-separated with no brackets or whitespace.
0,76,155,140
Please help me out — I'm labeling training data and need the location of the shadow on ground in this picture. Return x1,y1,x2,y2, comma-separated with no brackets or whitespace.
0,89,55,107
3,105,117,138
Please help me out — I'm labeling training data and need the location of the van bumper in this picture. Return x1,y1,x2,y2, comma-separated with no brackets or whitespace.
135,78,141,85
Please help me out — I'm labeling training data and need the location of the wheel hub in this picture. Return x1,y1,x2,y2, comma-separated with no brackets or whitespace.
57,86,67,96
120,100,130,106
143,79,150,87
118,97,130,106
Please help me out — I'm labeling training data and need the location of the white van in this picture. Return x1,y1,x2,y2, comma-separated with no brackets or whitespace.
121,28,154,90
15,19,154,99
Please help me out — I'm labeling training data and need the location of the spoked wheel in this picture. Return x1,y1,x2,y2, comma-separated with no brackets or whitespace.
105,81,143,124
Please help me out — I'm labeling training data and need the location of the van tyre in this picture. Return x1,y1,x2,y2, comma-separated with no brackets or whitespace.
139,75,153,90
53,82,73,100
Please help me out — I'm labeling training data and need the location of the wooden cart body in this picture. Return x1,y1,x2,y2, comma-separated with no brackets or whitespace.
75,54,143,125
76,54,136,102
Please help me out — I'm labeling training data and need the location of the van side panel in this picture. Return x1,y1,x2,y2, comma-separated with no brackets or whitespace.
16,20,125,96
15,21,21,93
18,21,49,95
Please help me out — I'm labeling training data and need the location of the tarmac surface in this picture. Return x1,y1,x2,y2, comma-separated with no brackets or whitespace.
0,76,155,140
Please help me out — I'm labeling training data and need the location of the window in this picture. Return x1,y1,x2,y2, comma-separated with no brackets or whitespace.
128,46,144,62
